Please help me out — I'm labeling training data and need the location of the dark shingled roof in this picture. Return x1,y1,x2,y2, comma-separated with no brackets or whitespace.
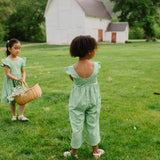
76,0,112,20
106,22,128,31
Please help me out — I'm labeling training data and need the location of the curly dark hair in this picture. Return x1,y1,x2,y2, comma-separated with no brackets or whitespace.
6,38,20,56
70,35,97,58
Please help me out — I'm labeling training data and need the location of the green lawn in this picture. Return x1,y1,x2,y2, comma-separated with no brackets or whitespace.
0,42,160,160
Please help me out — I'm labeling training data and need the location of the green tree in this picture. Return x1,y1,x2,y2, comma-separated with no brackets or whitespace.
110,0,160,41
5,0,47,42
0,0,15,41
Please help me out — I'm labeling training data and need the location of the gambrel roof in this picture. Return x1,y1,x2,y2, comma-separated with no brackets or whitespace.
44,0,112,20
76,0,112,19
106,22,128,32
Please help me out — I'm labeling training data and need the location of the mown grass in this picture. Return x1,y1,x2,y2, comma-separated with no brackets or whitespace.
0,41,160,160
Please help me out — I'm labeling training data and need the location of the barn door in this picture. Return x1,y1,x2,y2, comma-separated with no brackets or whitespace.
112,33,116,43
98,29,103,42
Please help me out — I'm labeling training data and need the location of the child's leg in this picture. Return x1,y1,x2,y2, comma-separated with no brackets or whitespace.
64,107,84,157
85,105,101,147
19,104,25,116
92,145,104,159
64,148,78,158
71,148,77,155
69,108,85,149
18,104,29,121
10,103,16,116
92,145,99,153
85,105,104,158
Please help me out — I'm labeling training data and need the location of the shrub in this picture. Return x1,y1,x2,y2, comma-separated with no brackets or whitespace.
129,27,145,39
0,24,6,42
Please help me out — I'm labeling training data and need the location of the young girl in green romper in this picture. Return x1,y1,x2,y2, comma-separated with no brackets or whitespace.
1,39,29,121
64,35,104,159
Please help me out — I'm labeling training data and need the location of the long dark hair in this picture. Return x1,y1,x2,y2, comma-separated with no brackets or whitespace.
6,38,20,56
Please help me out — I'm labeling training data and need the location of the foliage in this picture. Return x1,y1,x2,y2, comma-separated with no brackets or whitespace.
129,27,145,39
110,0,160,41
0,43,160,159
102,0,119,17
0,24,6,42
111,17,119,22
0,0,47,42
0,0,16,42
5,0,47,42
0,0,15,22
154,23,160,39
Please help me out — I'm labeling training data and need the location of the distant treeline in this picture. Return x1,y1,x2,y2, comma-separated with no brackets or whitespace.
0,0,47,42
1,0,160,42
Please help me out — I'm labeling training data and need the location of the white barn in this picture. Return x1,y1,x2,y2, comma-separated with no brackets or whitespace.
44,0,129,44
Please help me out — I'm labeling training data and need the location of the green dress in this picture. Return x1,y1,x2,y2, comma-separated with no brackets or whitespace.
65,62,101,149
1,57,26,104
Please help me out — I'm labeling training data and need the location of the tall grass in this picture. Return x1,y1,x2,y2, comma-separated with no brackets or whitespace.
0,42,160,160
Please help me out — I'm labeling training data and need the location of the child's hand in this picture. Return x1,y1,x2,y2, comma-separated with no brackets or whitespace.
17,78,25,83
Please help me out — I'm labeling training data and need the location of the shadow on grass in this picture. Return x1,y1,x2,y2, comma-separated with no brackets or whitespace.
147,104,160,112
147,96,160,112
147,93,160,112
39,91,70,105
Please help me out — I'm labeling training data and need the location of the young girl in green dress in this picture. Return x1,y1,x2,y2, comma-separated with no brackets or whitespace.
1,38,29,121
64,35,104,159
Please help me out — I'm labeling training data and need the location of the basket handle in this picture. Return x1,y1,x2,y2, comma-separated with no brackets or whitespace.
22,81,29,90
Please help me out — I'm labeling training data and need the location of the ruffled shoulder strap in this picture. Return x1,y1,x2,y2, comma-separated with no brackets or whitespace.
65,65,77,78
1,58,10,68
94,62,101,75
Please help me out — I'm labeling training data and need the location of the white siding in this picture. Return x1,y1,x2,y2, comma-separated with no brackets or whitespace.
105,32,111,42
45,0,85,44
117,27,129,43
45,0,129,44
116,32,126,43
85,16,110,41
105,26,129,43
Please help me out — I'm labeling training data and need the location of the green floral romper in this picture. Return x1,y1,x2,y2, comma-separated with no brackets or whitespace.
65,62,101,149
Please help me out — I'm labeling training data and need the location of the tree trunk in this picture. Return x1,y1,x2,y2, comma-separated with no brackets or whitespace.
146,34,153,42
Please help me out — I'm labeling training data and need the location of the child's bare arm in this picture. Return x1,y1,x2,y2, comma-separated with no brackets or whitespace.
5,65,24,83
21,67,26,82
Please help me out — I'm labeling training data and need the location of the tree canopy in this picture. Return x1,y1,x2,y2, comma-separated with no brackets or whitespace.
0,0,16,41
1,0,160,42
6,0,47,42
0,0,47,42
110,0,160,41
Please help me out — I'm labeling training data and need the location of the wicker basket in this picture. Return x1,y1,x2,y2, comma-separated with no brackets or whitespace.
14,83,42,105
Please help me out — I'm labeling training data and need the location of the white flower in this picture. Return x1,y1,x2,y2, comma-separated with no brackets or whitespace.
133,126,137,130
7,86,28,102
